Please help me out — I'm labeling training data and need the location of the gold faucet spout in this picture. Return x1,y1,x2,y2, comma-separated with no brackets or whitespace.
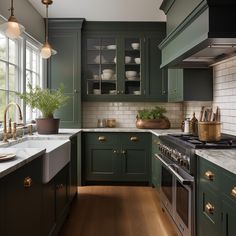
3,102,23,142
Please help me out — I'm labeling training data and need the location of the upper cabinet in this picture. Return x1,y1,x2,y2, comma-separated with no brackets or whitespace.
82,22,167,102
159,0,236,68
48,19,84,128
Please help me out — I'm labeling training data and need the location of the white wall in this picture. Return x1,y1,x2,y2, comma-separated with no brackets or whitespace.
29,0,166,22
0,0,44,42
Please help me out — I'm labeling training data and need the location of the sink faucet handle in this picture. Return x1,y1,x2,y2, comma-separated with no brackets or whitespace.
12,122,17,140
8,118,12,134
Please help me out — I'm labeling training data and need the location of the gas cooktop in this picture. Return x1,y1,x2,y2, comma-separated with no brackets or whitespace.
168,134,236,149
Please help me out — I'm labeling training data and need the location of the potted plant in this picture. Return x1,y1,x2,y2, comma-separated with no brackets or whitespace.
136,106,170,129
17,83,69,134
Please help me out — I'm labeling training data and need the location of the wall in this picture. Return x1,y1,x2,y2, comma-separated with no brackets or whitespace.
184,56,236,136
82,102,183,128
0,0,44,43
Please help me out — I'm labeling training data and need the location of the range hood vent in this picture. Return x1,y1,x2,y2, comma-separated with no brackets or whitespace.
159,0,236,68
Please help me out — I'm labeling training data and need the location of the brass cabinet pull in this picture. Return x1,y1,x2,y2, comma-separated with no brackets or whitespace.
231,187,236,198
205,171,214,181
205,203,214,214
24,177,32,188
98,136,106,142
130,136,139,142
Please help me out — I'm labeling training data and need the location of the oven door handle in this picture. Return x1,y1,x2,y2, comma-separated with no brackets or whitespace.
155,154,193,185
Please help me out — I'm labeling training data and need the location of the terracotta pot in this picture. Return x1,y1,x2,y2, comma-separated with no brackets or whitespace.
136,117,171,129
36,118,60,134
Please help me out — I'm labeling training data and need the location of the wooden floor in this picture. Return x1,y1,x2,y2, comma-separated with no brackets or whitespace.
59,186,178,236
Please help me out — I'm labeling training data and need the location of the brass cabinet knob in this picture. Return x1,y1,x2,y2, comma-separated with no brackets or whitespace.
130,136,139,142
98,136,106,142
205,171,214,181
231,187,236,198
113,150,119,154
205,202,214,214
121,150,127,155
24,177,32,188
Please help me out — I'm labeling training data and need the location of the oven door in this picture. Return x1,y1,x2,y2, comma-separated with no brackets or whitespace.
156,154,175,217
169,164,194,236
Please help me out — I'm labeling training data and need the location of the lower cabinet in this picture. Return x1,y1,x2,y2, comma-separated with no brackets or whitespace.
83,132,151,183
2,157,43,236
197,157,236,236
151,135,161,188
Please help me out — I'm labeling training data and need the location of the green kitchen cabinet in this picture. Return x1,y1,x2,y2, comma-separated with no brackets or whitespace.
69,135,78,201
83,132,151,183
197,156,236,236
168,68,213,102
3,157,42,236
0,181,4,236
82,22,166,102
151,135,161,188
48,19,84,128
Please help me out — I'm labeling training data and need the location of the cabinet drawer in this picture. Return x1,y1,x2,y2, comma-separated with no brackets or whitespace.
222,171,236,203
199,158,220,190
84,133,117,146
120,133,149,147
200,185,221,226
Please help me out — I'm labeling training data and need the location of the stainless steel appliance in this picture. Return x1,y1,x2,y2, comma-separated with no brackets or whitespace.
156,134,236,236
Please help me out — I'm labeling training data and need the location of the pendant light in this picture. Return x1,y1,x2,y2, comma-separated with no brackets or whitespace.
40,0,57,59
0,0,25,39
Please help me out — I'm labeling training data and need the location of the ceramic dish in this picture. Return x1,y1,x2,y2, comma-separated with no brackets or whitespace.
135,58,141,64
133,91,141,95
93,89,101,95
126,71,137,77
0,153,16,161
125,56,132,64
107,45,116,50
131,43,140,50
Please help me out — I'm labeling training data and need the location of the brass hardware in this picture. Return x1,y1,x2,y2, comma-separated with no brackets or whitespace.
98,136,106,141
8,118,12,134
12,122,17,140
113,150,118,154
28,124,33,135
205,203,214,214
205,171,214,181
121,150,126,155
3,102,23,142
117,91,120,94
130,136,139,142
231,187,236,198
24,177,32,188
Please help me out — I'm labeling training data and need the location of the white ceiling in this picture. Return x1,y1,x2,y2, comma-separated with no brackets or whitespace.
28,0,166,21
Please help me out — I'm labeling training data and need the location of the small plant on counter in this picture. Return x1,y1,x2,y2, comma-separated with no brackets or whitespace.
17,83,69,134
136,106,170,129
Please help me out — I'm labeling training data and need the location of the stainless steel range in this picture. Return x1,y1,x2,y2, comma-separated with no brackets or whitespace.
156,134,236,236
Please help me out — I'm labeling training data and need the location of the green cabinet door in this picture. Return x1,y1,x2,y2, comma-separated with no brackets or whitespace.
168,68,213,102
222,197,236,236
55,165,69,220
0,181,3,236
3,158,42,236
69,135,78,201
48,19,84,128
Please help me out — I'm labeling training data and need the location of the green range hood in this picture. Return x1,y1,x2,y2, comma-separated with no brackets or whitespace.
159,0,236,68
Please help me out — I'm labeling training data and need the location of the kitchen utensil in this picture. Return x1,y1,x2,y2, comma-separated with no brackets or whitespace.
198,122,221,141
106,119,116,128
190,112,198,135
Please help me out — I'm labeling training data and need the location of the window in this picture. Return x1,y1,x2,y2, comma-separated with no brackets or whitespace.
0,32,20,125
25,41,43,122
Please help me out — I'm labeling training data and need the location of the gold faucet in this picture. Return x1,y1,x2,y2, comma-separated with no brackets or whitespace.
3,102,23,142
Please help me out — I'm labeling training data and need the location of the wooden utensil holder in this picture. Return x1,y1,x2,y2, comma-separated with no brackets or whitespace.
198,122,221,141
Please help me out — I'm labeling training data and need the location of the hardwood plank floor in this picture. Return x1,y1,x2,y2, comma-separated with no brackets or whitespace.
59,186,178,236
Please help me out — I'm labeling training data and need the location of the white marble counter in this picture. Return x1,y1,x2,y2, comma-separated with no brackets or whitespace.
0,148,45,178
196,149,236,175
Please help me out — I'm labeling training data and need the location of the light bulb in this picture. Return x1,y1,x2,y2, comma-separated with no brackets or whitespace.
40,43,52,59
5,21,20,39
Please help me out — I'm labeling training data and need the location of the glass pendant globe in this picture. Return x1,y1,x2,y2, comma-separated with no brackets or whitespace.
5,21,21,39
40,44,52,59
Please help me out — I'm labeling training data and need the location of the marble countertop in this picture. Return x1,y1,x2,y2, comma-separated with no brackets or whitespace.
0,148,45,178
196,149,236,175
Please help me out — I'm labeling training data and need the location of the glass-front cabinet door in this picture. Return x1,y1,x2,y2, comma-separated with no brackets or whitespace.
83,34,145,99
85,37,117,95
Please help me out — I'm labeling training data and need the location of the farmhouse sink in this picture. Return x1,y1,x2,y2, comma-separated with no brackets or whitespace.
12,139,71,183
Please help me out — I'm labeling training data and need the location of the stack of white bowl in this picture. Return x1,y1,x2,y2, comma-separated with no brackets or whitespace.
101,69,115,80
126,71,138,80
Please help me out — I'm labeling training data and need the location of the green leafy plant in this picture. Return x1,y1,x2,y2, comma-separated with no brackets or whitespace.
17,83,69,118
136,106,167,120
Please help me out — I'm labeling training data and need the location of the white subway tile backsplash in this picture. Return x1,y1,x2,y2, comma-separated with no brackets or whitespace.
82,102,183,128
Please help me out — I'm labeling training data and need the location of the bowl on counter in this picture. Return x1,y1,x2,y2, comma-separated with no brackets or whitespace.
126,70,137,78
131,43,140,50
135,58,141,64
